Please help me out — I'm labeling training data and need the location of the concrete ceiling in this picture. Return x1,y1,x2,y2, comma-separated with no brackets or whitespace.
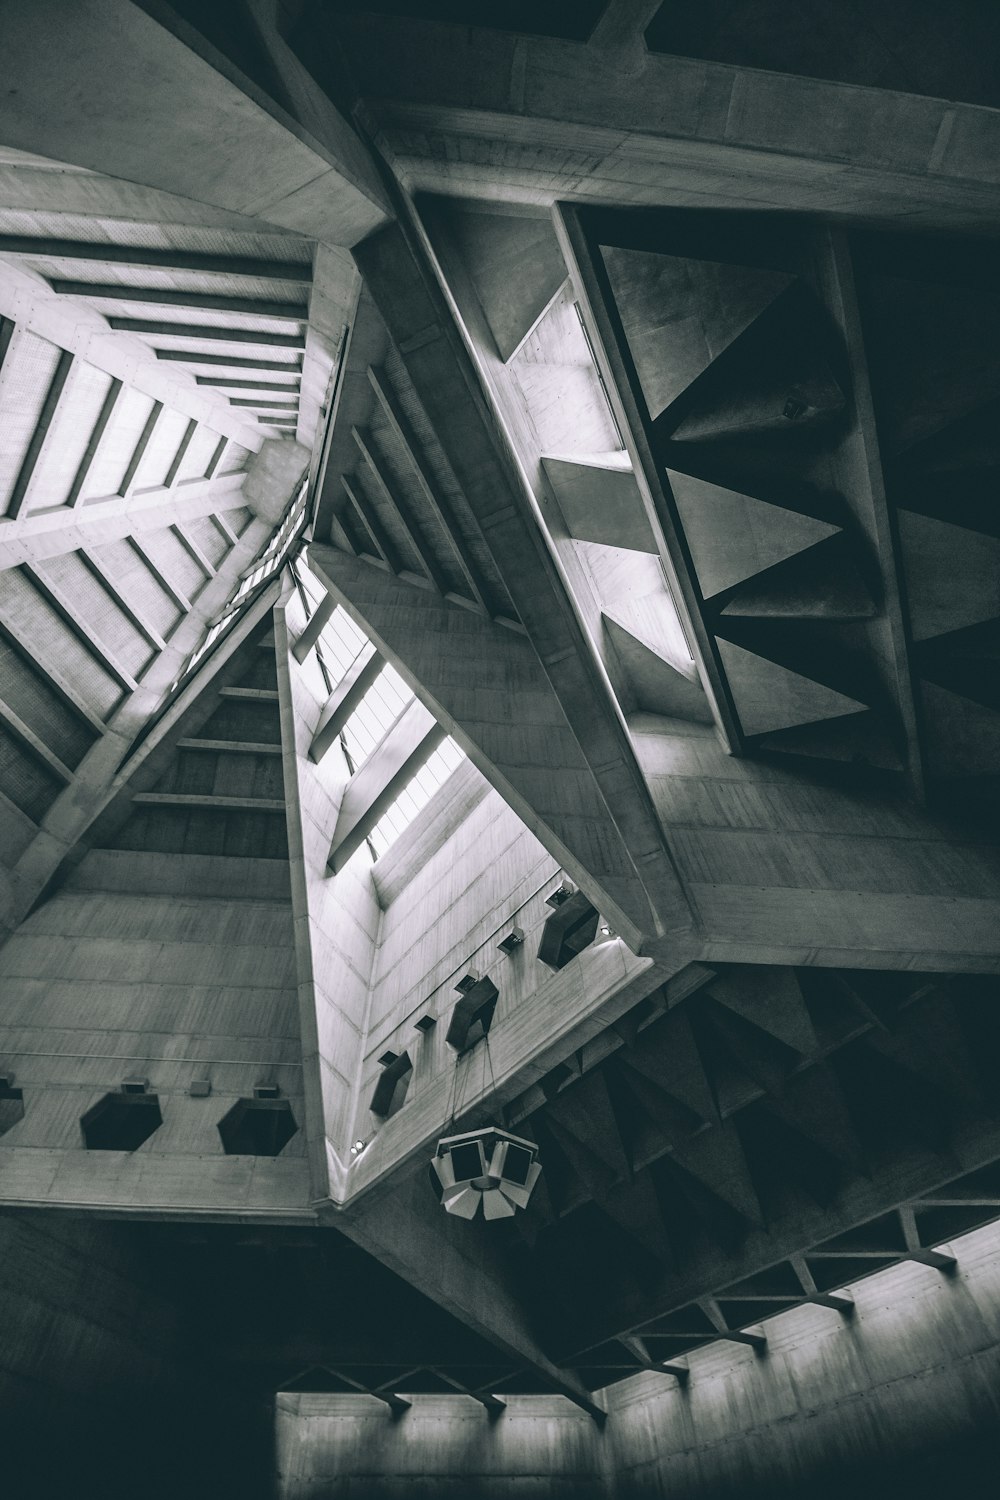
1,0,1000,1434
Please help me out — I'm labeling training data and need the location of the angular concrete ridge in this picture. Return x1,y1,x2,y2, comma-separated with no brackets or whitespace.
600,245,794,422
716,636,870,738
542,453,658,554
898,509,1000,642
447,210,569,363
667,468,842,600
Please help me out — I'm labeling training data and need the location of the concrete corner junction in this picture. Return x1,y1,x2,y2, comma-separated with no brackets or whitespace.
0,2,999,1494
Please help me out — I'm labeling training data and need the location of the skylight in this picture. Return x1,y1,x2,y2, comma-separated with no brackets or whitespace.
339,663,410,769
368,736,465,858
176,477,307,683
295,555,467,861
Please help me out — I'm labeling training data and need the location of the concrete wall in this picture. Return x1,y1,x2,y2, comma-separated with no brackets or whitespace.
276,1392,605,1500
274,1219,1000,1499
0,874,310,1215
360,776,559,1131
603,1217,1000,1498
276,589,381,1190
632,714,1000,970
1,1209,275,1498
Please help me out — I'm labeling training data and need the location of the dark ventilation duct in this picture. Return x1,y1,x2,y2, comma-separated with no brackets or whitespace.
446,978,500,1053
370,1050,414,1118
218,1097,298,1156
81,1090,163,1151
537,890,601,970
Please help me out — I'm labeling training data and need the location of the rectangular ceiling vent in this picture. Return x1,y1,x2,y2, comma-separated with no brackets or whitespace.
497,927,524,956
545,882,576,908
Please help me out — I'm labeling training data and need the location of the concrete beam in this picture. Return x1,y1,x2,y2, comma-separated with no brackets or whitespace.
0,260,262,448
0,236,312,282
2,534,277,930
327,698,446,873
312,546,674,953
335,15,1000,236
323,1175,606,1421
0,474,245,573
0,0,390,248
309,642,382,763
350,222,691,946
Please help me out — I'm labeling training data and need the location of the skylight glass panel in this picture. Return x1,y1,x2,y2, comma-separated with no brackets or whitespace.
368,737,465,858
339,662,410,770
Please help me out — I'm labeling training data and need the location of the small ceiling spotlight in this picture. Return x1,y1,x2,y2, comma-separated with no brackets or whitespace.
350,1139,367,1157
431,1126,542,1221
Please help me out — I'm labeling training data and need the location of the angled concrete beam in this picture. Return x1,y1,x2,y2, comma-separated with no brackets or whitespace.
124,319,306,350
21,562,138,693
309,642,382,762
352,424,446,593
696,1298,767,1350
172,523,217,581
789,1254,855,1314
68,378,125,507
0,236,311,282
341,475,398,573
327,697,446,871
119,399,163,496
367,364,491,614
347,220,692,944
0,261,262,448
899,1206,958,1272
0,472,249,571
0,0,389,247
5,348,73,520
292,593,336,666
51,281,307,321
161,351,303,372
334,14,1000,232
80,550,167,654
0,698,73,786
196,376,301,392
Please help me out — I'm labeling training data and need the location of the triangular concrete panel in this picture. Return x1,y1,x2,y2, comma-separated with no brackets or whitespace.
602,1172,674,1264
543,454,658,553
716,637,869,737
449,210,568,362
662,283,845,443
669,1119,765,1228
546,1116,618,1200
762,1064,864,1170
721,533,875,620
898,509,1000,642
601,245,793,421
759,709,905,772
604,614,714,723
668,468,840,600
619,1006,718,1125
920,679,1000,776
706,967,818,1057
